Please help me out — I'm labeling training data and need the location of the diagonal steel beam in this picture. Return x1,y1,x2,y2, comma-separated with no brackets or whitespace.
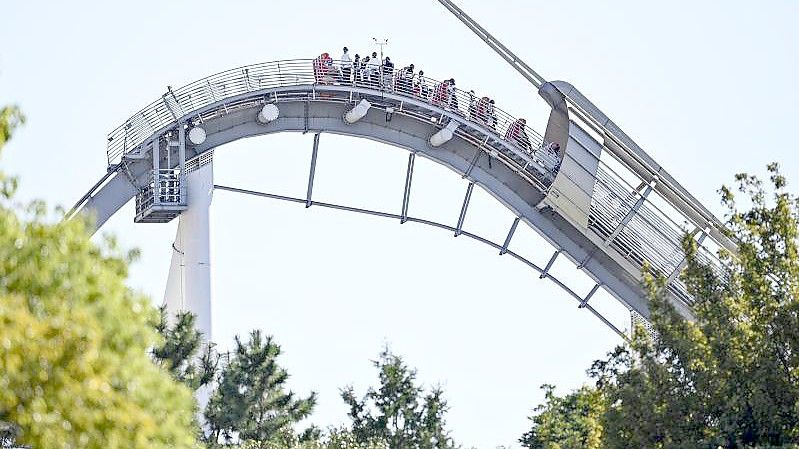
454,182,475,236
500,217,520,255
579,283,601,308
539,249,561,279
400,153,415,223
305,133,320,207
604,181,655,246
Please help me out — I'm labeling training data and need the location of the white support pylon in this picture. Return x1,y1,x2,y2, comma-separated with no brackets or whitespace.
163,160,214,340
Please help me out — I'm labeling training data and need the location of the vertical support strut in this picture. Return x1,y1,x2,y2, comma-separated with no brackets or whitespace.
177,124,186,203
152,133,160,204
604,180,656,246
400,153,415,223
540,249,561,279
500,217,520,255
579,283,601,308
454,182,475,237
306,133,320,208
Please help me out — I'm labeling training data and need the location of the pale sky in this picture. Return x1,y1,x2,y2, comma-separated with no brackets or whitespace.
2,1,798,448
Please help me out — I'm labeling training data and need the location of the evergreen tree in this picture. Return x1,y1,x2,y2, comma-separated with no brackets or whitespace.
519,385,604,449
205,330,316,447
341,347,455,449
152,307,218,391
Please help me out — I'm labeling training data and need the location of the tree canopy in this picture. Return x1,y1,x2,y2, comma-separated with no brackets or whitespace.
0,105,199,449
341,347,455,449
522,164,799,448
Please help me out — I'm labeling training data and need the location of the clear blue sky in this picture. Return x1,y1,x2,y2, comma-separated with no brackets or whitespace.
2,1,798,447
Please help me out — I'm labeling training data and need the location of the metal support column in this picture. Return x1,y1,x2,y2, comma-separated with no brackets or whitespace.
500,217,520,255
306,133,320,208
177,125,186,203
604,180,655,246
579,283,601,308
400,153,415,223
540,249,561,279
454,182,475,237
152,134,160,204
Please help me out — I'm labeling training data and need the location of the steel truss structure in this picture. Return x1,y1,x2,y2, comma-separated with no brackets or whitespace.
69,51,733,340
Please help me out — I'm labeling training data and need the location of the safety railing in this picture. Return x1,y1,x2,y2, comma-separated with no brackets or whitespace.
106,59,545,168
135,169,186,215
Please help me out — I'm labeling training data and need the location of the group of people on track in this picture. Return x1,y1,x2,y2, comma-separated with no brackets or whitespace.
313,46,562,172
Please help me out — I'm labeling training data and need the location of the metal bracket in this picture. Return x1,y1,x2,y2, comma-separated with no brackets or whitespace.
303,100,310,133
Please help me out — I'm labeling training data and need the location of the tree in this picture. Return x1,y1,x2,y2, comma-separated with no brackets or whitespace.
519,385,604,449
153,308,218,391
341,347,455,449
0,104,199,448
590,163,799,447
205,330,317,447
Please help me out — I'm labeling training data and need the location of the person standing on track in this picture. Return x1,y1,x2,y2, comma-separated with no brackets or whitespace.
341,47,352,84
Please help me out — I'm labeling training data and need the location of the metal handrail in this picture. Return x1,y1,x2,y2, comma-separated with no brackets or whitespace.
106,59,544,167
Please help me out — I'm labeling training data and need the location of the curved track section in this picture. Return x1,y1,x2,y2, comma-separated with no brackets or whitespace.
71,59,705,332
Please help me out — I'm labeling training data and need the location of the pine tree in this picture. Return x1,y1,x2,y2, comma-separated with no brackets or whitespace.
341,347,456,449
205,330,316,447
152,307,218,391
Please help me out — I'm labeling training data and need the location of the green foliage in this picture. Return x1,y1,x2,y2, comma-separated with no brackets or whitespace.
235,426,387,449
0,106,199,448
205,330,317,448
153,308,219,391
0,105,23,198
519,385,604,449
341,347,455,449
591,163,799,448
522,164,799,448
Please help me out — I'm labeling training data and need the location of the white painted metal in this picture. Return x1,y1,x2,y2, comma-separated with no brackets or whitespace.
257,104,280,124
343,99,371,124
541,122,603,229
429,120,459,147
163,160,214,340
71,55,739,335
188,126,207,145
